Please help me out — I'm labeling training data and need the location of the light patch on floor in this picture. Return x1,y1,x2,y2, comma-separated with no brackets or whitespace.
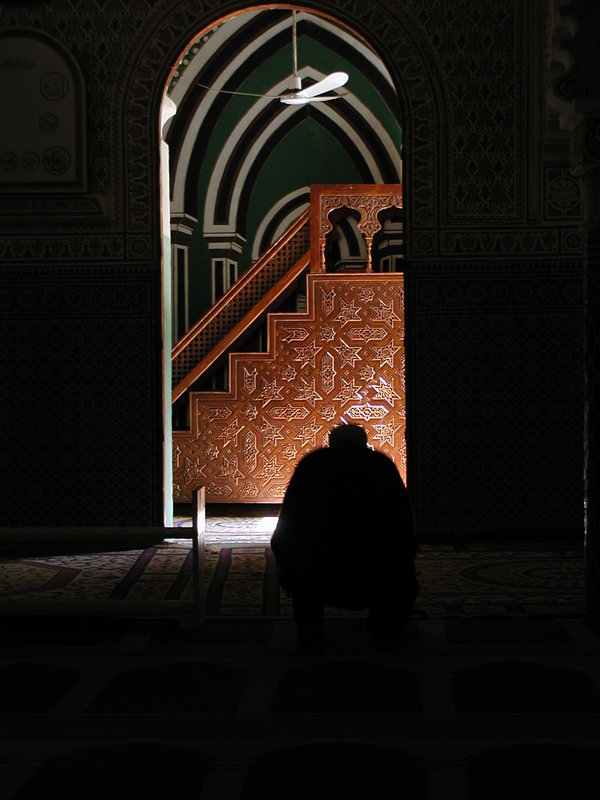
173,515,278,544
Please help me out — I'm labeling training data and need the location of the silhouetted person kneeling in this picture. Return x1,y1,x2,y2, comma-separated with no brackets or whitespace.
271,424,418,648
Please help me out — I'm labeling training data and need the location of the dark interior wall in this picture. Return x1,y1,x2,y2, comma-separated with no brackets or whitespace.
409,264,583,538
0,0,584,537
0,1,168,525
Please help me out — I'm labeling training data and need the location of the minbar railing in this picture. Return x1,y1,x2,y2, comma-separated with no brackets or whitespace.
171,208,310,402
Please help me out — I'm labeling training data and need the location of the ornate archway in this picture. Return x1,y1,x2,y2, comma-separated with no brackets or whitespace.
121,0,445,516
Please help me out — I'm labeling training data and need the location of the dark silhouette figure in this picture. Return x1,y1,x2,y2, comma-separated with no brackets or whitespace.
271,424,418,647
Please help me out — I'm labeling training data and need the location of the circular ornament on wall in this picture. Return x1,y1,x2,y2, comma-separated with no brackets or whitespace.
39,71,69,101
0,151,18,171
548,175,579,213
414,233,436,254
21,151,41,171
39,112,59,132
43,146,71,175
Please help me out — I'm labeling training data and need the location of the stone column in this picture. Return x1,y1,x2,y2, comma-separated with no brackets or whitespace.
549,0,600,620
575,111,600,619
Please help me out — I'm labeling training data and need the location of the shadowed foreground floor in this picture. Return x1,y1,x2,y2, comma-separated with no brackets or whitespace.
1,611,600,799
0,517,596,799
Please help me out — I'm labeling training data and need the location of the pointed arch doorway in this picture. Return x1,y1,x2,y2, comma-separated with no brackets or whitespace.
159,5,404,518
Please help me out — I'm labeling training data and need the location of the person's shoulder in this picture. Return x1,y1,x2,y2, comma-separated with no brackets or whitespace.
369,447,396,466
296,446,330,468
301,445,329,459
369,448,403,476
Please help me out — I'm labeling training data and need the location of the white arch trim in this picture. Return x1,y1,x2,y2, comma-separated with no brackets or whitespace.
168,12,261,109
252,187,310,260
202,72,402,232
170,14,293,213
169,10,398,215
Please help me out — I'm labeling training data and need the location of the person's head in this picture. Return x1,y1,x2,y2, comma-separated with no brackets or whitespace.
328,424,368,448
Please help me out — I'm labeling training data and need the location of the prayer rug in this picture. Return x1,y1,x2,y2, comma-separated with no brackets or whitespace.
0,541,585,618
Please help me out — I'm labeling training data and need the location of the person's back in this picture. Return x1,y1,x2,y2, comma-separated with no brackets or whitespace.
271,424,418,647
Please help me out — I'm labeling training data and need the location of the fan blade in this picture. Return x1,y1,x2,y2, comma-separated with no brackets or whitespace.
280,94,346,105
304,95,345,101
280,96,309,105
296,71,348,99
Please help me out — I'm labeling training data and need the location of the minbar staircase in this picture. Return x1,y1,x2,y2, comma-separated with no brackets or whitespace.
173,184,405,504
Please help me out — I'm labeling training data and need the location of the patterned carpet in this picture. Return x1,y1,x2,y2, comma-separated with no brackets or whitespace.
0,516,585,618
0,519,595,800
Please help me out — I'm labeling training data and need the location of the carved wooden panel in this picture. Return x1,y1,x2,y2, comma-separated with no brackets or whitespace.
173,273,406,503
310,184,403,272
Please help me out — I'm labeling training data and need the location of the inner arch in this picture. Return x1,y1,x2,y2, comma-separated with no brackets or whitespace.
162,6,404,328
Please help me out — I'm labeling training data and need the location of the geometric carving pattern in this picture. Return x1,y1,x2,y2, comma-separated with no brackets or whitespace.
435,1,522,220
173,274,406,503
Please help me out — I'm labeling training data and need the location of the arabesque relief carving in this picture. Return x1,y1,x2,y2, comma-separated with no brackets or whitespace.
311,185,403,273
173,273,406,503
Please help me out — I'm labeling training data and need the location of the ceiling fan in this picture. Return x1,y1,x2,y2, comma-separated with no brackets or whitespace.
197,11,349,105
279,11,348,104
